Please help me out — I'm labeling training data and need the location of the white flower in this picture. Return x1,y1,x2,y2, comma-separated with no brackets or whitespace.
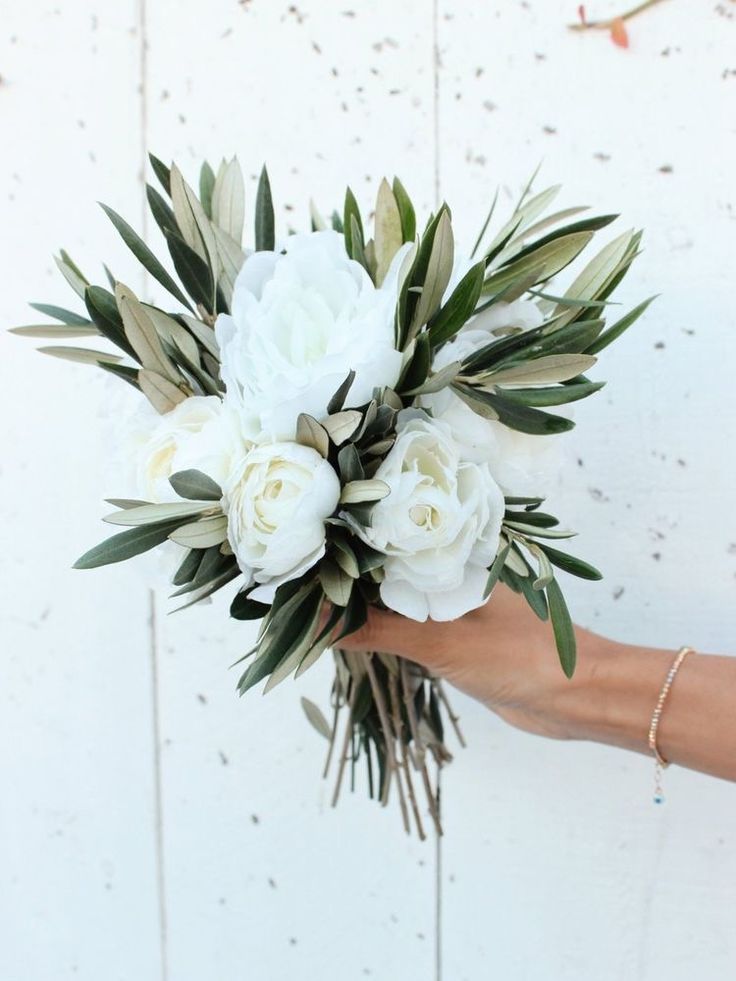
135,396,249,503
223,441,340,601
422,298,564,497
214,230,403,441
357,411,505,622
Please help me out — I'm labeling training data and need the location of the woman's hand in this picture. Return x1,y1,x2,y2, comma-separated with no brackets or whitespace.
337,584,608,741
337,585,736,782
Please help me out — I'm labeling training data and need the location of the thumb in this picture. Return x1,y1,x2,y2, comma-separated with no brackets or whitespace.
335,606,449,672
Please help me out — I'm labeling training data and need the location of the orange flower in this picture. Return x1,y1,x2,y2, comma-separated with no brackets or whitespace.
610,17,629,47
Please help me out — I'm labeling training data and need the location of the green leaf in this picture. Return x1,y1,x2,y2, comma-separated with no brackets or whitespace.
483,542,511,599
374,178,403,286
332,538,360,579
500,380,604,407
337,443,364,483
255,165,275,251
37,345,123,366
319,559,353,606
199,161,216,218
585,296,657,356
212,157,245,245
404,359,461,396
138,369,188,413
168,515,228,548
503,521,575,539
170,164,219,279
555,229,634,313
321,410,362,445
398,331,431,393
166,232,216,311
84,286,137,360
179,314,220,360
546,578,577,677
340,480,389,505
10,323,98,339
296,413,329,458
533,319,605,357
428,259,485,346
144,306,201,367
470,187,498,258
453,384,575,435
300,696,332,740
98,362,140,389
54,253,89,299
483,231,593,297
147,184,179,238
169,468,223,501
74,519,183,569
149,153,171,195
115,283,181,382
326,370,356,414
509,214,617,265
516,565,550,619
169,566,240,613
103,501,210,526
538,544,602,581
28,303,90,325
343,186,364,259
230,591,271,620
173,548,204,587
410,209,454,335
481,353,597,386
100,203,193,311
239,586,321,693
392,177,416,243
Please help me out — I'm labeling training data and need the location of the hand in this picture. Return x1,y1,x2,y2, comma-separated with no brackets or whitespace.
338,584,604,741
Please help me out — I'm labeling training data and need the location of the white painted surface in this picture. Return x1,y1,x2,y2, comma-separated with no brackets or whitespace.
1,2,735,980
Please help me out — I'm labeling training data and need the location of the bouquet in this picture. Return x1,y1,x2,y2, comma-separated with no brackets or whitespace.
12,156,651,838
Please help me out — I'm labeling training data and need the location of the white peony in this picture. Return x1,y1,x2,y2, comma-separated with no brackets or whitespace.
135,396,249,503
223,441,341,601
422,298,564,497
357,411,505,622
214,230,404,441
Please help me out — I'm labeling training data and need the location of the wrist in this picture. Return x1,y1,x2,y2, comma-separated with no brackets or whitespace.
547,629,673,753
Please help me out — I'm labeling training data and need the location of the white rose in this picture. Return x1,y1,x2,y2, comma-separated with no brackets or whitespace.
358,411,505,622
422,297,563,497
223,441,340,601
214,230,404,441
135,396,249,503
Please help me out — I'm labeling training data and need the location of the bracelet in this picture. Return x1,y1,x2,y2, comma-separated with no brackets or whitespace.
648,645,693,804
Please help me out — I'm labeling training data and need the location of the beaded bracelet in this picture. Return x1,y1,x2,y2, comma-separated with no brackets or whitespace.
648,645,694,804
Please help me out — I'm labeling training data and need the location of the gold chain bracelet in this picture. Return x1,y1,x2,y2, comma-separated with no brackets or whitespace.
648,645,694,804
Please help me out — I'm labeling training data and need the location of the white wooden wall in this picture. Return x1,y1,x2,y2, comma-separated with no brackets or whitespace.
1,3,735,979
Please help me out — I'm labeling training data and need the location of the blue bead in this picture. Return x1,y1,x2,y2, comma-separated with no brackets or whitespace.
654,794,664,804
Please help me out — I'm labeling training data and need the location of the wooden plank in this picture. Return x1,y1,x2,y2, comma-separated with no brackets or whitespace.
0,4,163,979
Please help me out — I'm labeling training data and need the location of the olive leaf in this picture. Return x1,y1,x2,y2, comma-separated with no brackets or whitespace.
296,413,329,458
300,697,332,740
211,157,245,245
374,178,404,286
37,346,122,366
169,515,228,548
115,283,180,383
138,369,188,413
340,480,390,505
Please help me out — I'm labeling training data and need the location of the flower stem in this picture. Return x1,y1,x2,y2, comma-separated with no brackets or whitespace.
569,0,670,31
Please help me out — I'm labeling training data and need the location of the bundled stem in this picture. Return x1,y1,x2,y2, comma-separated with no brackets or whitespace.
325,649,457,837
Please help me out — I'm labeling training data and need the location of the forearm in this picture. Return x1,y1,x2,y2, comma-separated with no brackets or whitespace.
556,631,736,781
